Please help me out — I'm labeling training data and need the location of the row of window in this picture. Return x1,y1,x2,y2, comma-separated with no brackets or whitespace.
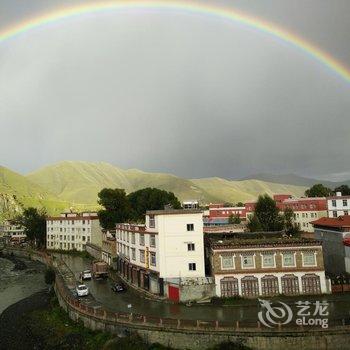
332,210,349,217
220,251,317,270
331,199,348,207
294,212,319,219
47,220,91,225
118,232,156,247
47,241,84,250
47,227,91,233
220,274,321,297
47,234,90,242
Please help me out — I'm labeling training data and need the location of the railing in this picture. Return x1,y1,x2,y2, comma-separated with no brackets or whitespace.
4,246,350,333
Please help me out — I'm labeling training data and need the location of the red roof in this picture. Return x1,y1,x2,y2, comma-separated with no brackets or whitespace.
311,216,350,228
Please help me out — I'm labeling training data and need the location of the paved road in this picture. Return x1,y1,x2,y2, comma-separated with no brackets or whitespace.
60,254,350,323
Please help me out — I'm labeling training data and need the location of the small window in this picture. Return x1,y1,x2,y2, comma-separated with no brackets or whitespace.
139,234,145,246
332,200,337,207
262,254,275,268
283,252,295,267
242,255,254,268
140,250,145,263
221,255,234,269
149,215,155,228
333,211,338,218
131,233,135,244
343,200,348,207
150,252,156,266
187,243,195,251
150,234,156,247
131,248,136,260
189,263,196,271
303,252,316,266
187,224,194,231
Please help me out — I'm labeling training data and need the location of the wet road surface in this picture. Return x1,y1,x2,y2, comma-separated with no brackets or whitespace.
60,254,350,323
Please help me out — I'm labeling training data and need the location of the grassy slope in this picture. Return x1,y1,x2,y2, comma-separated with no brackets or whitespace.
26,161,308,205
0,165,94,215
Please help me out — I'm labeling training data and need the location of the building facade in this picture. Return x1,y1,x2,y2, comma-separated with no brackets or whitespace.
312,216,350,275
46,212,102,251
1,221,26,243
101,230,117,265
210,234,329,298
327,192,350,218
204,203,247,226
115,209,206,300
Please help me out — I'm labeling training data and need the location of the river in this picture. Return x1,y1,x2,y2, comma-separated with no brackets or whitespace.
0,256,47,314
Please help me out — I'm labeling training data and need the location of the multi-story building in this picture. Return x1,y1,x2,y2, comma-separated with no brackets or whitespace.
182,200,199,209
244,195,327,232
209,232,329,298
204,203,247,226
46,212,103,251
1,220,26,243
327,192,350,218
115,209,206,300
312,216,350,275
101,230,117,265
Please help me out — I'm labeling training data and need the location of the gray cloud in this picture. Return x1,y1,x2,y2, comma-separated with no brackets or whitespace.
1,0,350,179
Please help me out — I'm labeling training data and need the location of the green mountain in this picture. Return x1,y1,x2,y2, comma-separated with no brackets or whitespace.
26,161,308,205
0,165,93,218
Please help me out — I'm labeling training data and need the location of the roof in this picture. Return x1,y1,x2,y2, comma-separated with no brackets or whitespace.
327,195,350,200
146,209,203,215
311,216,350,228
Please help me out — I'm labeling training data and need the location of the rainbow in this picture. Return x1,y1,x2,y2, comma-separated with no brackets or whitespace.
1,0,349,83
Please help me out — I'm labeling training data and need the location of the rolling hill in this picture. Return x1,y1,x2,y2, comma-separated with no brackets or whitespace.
26,161,309,205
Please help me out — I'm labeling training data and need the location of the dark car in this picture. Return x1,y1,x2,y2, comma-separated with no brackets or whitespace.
111,282,126,293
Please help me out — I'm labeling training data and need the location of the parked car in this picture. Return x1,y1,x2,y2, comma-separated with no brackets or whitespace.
81,270,92,280
76,284,89,297
111,282,126,293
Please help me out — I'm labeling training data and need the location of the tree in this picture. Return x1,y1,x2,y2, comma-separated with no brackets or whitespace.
283,207,300,236
127,187,181,222
236,202,244,207
305,184,332,197
97,188,131,230
334,185,350,196
228,214,241,224
17,207,47,248
247,214,262,232
249,194,284,232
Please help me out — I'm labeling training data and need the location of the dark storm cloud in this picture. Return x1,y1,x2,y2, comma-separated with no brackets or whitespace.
0,0,350,179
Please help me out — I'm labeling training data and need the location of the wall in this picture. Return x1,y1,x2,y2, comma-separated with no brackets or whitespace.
85,243,102,260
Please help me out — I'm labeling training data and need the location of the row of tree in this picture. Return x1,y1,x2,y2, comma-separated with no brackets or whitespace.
247,194,299,235
97,187,181,230
305,184,350,197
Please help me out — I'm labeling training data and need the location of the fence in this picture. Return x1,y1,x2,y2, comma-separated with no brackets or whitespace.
4,246,350,333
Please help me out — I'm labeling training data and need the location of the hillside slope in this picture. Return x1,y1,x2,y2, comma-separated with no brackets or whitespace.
26,161,308,205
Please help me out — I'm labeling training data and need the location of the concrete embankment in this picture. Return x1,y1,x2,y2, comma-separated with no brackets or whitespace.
5,247,350,350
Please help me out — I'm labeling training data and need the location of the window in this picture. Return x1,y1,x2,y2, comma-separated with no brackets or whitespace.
345,211,349,216
241,255,254,268
262,254,275,268
149,215,155,228
139,250,145,263
131,233,135,244
282,252,295,267
187,224,194,231
221,255,234,269
281,274,299,295
150,234,156,247
131,248,136,260
333,211,338,218
302,274,321,294
189,263,196,271
150,252,156,266
82,236,86,241
187,243,195,251
261,275,279,296
139,234,145,246
241,276,259,297
343,200,348,207
303,252,316,266
332,200,337,207
220,277,239,297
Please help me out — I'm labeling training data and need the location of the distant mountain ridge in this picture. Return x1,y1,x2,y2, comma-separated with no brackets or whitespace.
2,161,347,218
242,173,350,188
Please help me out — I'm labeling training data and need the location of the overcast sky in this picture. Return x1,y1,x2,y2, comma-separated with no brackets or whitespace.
1,0,350,180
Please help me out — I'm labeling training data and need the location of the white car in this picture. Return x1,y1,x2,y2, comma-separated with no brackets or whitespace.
76,284,89,297
81,270,92,280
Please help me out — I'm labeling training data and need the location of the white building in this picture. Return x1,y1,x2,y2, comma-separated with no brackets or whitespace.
1,221,26,243
46,212,103,251
327,192,350,218
115,209,206,301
